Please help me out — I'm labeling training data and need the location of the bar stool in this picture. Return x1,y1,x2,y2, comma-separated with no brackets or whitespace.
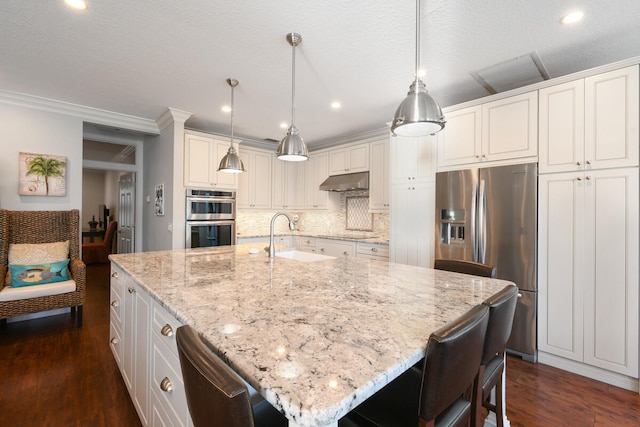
339,304,490,427
434,258,497,278
471,285,519,427
176,325,287,427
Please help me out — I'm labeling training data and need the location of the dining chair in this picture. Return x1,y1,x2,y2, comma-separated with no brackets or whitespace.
175,325,288,427
434,258,497,278
471,285,519,427
339,304,490,427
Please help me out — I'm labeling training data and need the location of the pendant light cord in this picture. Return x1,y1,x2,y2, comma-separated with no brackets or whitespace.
291,41,296,128
230,83,235,148
415,0,421,85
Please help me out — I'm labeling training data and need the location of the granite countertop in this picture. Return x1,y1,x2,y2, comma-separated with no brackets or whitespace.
110,245,513,427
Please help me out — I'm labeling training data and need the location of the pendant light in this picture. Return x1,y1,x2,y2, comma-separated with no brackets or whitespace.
390,0,445,137
277,32,309,162
218,78,246,173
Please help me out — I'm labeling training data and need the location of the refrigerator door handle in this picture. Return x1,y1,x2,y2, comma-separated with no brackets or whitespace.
471,181,478,262
479,179,487,264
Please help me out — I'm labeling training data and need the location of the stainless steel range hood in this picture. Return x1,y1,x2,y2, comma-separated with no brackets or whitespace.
319,172,369,192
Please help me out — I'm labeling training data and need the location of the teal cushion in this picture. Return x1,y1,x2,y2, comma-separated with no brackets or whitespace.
9,259,70,287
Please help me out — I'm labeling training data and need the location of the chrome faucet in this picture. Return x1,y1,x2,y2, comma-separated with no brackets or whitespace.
269,212,296,258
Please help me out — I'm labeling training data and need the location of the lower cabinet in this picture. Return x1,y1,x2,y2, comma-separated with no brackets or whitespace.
111,266,193,427
356,242,389,261
538,168,639,382
316,238,355,257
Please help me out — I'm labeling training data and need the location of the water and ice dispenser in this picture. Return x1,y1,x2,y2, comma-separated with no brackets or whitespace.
439,209,465,245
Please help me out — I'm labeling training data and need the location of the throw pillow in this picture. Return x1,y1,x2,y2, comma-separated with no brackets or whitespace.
6,241,70,286
9,259,70,288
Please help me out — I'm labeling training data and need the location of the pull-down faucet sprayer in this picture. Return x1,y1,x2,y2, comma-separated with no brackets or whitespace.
269,212,296,258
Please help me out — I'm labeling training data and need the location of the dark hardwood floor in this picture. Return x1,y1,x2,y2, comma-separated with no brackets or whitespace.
1,264,640,426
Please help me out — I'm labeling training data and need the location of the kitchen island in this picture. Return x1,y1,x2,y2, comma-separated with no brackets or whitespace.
109,245,514,427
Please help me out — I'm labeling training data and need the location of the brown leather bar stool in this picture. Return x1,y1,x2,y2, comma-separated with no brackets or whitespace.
339,304,490,427
434,258,497,278
176,325,287,427
471,285,519,427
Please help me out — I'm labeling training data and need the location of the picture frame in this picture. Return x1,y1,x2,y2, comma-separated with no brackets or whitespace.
155,184,164,216
19,152,67,196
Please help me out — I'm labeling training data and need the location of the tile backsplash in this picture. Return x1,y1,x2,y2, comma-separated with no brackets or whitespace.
236,193,389,241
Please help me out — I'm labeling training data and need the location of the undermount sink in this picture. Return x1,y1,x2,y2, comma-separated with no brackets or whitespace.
275,250,335,262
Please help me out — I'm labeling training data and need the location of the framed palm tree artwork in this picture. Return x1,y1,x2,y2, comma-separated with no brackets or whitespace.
19,152,67,196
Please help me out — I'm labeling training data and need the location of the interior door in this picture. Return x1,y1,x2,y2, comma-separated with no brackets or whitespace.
118,173,136,254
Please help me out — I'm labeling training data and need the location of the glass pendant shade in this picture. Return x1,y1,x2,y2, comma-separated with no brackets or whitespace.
391,0,445,137
390,79,444,136
218,78,246,173
277,32,309,161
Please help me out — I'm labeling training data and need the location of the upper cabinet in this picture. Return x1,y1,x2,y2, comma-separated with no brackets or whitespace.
184,132,238,189
303,151,329,210
272,160,304,210
369,138,390,212
540,65,639,173
329,143,370,175
237,147,273,210
390,134,437,184
437,91,538,168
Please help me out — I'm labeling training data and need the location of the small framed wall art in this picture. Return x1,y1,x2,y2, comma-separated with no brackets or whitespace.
19,152,67,196
155,183,164,216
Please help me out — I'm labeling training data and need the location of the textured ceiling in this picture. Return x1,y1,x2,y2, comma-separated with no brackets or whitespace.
2,0,640,148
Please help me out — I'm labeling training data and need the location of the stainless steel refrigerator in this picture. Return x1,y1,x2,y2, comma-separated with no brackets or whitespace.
435,162,537,362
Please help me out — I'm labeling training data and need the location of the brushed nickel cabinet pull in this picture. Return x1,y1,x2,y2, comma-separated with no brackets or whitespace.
111,272,118,278
160,377,173,393
161,324,174,337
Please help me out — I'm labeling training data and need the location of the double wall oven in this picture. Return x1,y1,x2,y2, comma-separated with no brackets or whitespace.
185,188,236,248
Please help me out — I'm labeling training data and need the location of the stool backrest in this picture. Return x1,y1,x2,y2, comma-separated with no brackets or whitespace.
434,259,497,278
481,285,519,364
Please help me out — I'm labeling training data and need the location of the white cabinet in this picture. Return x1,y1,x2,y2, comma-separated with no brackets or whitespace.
390,181,435,268
437,91,537,168
114,265,151,426
539,65,639,173
303,151,329,209
316,238,355,257
329,143,369,175
390,134,436,268
356,242,389,261
184,132,238,190
237,148,273,209
272,160,304,210
390,134,437,184
538,168,639,378
369,138,390,212
109,268,124,369
150,300,192,427
437,105,482,167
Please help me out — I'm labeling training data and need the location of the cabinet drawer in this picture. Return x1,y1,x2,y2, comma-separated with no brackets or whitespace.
299,237,317,252
316,239,355,257
152,302,183,357
356,243,390,260
109,321,123,369
151,343,190,426
110,287,123,327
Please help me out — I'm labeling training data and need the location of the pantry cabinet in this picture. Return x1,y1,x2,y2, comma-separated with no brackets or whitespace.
390,134,437,184
539,65,639,173
237,148,273,209
538,168,639,378
329,143,369,175
437,91,538,168
184,132,238,190
369,138,390,212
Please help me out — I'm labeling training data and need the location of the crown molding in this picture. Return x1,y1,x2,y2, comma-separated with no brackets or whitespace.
0,90,160,134
156,107,193,130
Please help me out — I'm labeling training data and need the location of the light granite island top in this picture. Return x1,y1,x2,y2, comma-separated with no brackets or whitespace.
110,245,515,427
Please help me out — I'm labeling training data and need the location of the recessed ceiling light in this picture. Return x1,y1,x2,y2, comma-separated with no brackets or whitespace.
221,105,231,113
64,0,87,10
280,122,288,129
331,101,341,109
561,11,584,24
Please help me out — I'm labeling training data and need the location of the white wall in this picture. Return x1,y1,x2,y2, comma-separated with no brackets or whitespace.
0,103,83,212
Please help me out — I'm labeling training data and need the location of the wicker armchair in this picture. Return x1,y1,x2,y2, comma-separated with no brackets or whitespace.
0,209,86,327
